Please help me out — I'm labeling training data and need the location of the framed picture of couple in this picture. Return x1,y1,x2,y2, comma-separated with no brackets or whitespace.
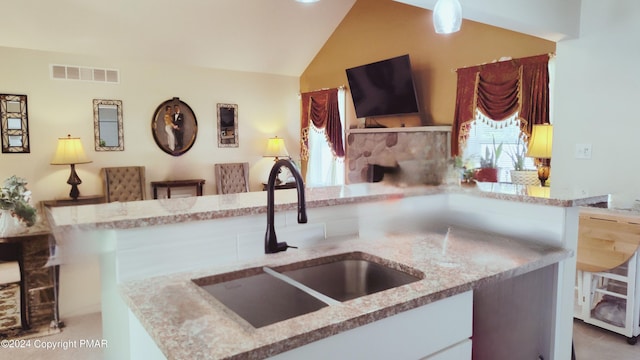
151,97,198,156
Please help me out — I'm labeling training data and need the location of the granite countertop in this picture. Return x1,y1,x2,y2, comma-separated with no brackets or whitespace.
46,182,607,231
119,226,571,360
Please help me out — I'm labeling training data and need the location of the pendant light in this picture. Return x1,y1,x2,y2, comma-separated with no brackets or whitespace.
433,0,462,34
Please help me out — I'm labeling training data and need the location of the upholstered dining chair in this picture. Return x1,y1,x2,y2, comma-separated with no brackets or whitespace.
214,162,250,194
101,166,146,202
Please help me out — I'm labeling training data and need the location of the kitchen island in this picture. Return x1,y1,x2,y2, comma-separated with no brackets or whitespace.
46,183,606,359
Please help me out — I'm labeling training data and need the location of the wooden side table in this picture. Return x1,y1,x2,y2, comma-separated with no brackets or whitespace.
151,179,205,199
41,194,105,208
262,182,297,191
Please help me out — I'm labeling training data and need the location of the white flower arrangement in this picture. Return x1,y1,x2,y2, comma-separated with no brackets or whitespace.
0,175,37,227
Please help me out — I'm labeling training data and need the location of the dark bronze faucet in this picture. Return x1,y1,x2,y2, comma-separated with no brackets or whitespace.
265,159,307,253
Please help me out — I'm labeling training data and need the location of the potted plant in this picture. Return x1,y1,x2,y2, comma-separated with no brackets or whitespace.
474,137,503,182
450,155,476,185
0,176,37,235
507,138,539,185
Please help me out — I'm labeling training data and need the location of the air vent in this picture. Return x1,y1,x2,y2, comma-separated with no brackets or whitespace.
50,64,119,84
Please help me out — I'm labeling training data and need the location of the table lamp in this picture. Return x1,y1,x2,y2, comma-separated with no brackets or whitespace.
263,136,290,162
51,134,92,200
263,136,290,185
526,124,553,187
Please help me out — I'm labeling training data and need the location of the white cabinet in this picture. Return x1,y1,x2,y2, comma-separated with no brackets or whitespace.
269,290,472,360
422,339,472,360
129,291,473,360
575,253,640,344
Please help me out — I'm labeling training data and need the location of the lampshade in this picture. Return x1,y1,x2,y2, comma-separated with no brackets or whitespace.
51,135,92,165
263,137,290,160
526,124,553,159
433,0,462,34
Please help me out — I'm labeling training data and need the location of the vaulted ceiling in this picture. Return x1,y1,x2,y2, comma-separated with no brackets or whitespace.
0,0,580,77
0,0,356,76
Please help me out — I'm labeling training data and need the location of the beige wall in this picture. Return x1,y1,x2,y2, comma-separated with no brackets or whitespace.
0,46,301,204
300,0,556,128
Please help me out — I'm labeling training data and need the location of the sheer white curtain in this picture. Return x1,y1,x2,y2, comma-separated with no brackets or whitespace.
305,88,345,187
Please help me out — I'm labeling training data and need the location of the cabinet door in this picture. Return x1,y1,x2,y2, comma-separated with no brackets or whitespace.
272,291,472,360
422,339,471,360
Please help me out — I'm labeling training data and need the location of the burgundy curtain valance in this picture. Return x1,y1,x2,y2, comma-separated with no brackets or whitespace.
451,54,550,156
300,88,345,160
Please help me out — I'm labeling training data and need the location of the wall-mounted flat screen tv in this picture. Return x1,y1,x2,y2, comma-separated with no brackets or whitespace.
345,54,420,118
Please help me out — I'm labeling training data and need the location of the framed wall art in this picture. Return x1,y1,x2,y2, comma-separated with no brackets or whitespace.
93,99,124,151
151,97,198,156
1,94,29,153
217,103,238,148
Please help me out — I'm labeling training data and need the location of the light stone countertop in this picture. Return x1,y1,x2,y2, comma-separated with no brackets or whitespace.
119,226,571,360
45,182,607,232
38,182,605,359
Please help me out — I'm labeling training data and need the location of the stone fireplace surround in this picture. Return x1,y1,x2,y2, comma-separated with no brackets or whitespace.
345,126,451,185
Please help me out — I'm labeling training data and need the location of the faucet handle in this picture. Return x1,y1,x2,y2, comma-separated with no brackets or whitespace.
273,241,297,252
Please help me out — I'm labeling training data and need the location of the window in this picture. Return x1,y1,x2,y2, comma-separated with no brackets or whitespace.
305,88,346,187
463,111,535,182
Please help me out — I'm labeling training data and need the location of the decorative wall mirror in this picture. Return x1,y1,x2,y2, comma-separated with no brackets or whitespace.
217,103,238,148
1,94,29,153
93,99,124,151
151,97,198,156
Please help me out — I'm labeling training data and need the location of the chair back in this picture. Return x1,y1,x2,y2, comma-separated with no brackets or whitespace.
214,163,250,194
102,166,146,202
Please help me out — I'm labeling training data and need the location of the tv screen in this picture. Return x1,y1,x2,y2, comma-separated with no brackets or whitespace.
345,54,420,118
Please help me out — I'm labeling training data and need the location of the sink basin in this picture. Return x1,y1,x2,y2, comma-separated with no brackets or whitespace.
193,268,328,328
273,252,424,302
193,252,423,328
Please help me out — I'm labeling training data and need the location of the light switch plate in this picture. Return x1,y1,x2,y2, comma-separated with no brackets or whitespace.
575,143,592,159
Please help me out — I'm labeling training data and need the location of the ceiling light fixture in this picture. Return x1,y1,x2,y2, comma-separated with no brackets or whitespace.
433,0,462,34
296,0,320,3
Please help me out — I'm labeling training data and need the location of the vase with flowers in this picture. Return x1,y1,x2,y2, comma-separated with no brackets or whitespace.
0,175,37,235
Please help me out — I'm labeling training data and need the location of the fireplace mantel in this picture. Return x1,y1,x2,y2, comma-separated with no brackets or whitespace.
347,126,451,134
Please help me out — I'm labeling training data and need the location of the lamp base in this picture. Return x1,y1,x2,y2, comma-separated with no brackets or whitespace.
66,164,82,201
537,165,550,187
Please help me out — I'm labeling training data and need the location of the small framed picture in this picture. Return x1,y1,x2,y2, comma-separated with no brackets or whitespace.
217,103,238,148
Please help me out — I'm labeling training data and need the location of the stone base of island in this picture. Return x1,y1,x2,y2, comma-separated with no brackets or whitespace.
45,183,606,360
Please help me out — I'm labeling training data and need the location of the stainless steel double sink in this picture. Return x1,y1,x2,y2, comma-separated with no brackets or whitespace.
192,251,424,328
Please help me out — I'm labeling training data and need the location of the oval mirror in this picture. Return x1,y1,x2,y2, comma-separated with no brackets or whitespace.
93,99,124,151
